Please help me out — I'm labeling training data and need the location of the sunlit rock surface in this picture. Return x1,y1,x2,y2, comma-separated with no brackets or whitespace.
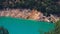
0,9,59,22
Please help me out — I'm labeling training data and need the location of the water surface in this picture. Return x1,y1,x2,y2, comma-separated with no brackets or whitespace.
0,17,55,34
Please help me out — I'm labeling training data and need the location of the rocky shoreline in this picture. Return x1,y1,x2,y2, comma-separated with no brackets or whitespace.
0,9,60,23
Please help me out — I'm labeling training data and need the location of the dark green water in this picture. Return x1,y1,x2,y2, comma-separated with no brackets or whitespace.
0,17,55,34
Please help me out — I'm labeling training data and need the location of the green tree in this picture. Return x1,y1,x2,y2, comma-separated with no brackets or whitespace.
44,20,60,34
0,0,60,15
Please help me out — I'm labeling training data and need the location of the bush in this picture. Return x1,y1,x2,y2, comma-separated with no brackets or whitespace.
44,20,60,34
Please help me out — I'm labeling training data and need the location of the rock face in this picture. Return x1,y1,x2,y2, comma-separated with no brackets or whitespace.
0,9,43,20
0,9,59,22
49,14,59,23
27,9,43,20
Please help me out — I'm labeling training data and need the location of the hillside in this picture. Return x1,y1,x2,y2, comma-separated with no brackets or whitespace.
0,0,60,15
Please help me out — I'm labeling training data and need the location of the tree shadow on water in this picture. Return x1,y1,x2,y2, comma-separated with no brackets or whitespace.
0,26,9,34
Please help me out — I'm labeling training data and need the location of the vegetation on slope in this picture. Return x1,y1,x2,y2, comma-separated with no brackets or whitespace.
44,20,60,34
0,0,60,15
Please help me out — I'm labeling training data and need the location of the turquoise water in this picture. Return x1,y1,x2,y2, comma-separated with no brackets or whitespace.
0,17,55,34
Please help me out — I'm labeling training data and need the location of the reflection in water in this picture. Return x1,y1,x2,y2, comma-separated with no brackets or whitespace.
0,26,9,34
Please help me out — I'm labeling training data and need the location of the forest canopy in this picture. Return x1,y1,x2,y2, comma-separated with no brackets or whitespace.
0,0,60,15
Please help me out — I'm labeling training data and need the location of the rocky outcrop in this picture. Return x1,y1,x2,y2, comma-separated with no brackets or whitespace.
0,9,59,23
